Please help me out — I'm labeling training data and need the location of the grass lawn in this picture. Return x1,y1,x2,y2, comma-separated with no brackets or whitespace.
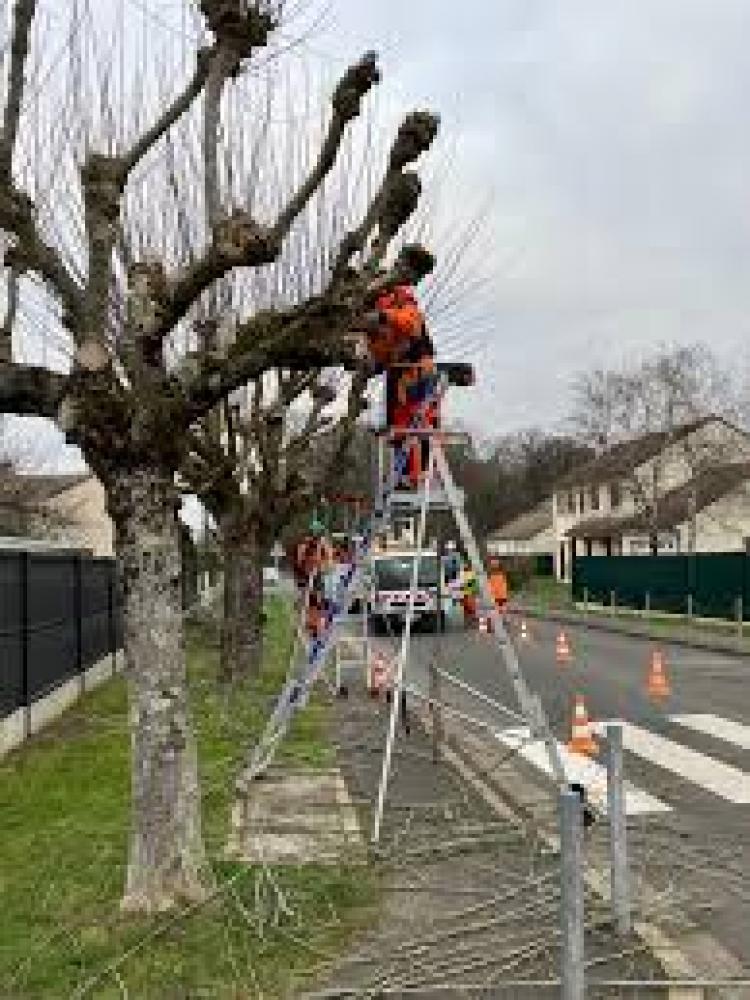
516,576,750,650
0,597,376,998
514,575,574,610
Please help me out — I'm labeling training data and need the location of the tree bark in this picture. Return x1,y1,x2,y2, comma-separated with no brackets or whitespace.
113,469,208,913
219,512,266,682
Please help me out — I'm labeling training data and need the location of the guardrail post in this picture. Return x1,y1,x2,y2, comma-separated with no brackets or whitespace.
559,787,585,1000
644,590,650,615
605,724,631,936
583,586,588,616
20,551,30,739
686,592,693,628
610,589,616,618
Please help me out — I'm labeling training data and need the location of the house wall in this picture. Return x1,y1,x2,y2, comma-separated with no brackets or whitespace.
691,482,750,552
552,419,750,578
487,524,555,558
43,477,114,557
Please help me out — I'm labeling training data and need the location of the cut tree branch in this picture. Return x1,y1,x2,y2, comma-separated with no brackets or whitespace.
0,266,20,361
1,190,83,330
0,360,69,419
0,0,37,186
332,111,440,279
270,52,381,239
122,47,216,176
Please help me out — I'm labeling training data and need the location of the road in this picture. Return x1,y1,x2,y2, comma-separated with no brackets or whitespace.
387,610,750,973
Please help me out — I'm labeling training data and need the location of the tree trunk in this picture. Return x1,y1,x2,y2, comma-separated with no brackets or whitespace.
219,513,266,682
113,469,208,913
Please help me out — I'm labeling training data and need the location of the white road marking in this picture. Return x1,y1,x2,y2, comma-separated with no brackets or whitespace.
494,727,672,816
596,720,750,805
670,713,750,752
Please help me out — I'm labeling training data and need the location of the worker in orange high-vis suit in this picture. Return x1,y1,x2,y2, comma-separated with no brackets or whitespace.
367,284,438,488
488,558,509,611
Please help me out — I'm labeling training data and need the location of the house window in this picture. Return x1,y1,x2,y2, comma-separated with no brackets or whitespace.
578,490,586,514
590,486,600,511
567,490,575,513
609,481,621,509
557,492,568,515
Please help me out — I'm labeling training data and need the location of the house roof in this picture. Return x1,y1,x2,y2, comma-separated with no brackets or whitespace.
0,463,91,509
555,416,739,489
567,461,750,539
488,498,553,542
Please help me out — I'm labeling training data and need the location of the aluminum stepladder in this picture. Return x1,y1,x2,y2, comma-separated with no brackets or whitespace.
243,381,567,832
240,496,394,785
370,396,567,842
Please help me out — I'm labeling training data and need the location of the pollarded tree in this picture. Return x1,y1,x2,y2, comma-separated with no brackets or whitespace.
0,0,437,912
182,365,368,681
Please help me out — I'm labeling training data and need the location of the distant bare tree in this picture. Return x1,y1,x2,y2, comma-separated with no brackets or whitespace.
569,344,741,553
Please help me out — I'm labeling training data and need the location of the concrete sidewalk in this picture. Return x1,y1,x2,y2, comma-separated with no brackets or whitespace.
306,683,663,997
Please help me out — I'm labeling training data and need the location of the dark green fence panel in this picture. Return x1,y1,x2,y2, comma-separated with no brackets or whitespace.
534,554,554,577
692,553,745,619
574,553,750,621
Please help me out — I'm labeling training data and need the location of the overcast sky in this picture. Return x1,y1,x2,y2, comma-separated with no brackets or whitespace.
307,0,750,434
5,0,750,475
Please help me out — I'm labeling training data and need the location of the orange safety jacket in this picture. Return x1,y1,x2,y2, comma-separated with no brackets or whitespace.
488,571,508,605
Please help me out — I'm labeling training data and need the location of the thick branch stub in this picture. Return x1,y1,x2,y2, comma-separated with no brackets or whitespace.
376,170,422,246
162,212,279,338
389,111,441,171
332,52,381,122
77,155,128,371
199,1,278,59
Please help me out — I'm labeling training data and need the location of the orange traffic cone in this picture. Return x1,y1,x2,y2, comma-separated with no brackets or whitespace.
646,648,671,700
568,694,598,757
556,629,572,665
368,651,392,698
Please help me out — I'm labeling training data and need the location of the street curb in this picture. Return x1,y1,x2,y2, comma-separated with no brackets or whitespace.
415,707,748,999
511,605,750,661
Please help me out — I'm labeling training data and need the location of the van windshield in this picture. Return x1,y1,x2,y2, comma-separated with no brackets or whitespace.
374,555,439,590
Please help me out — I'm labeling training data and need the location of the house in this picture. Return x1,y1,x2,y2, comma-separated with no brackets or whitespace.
552,416,750,581
0,462,115,557
486,499,554,558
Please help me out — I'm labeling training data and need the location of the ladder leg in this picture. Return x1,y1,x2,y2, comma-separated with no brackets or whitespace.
432,442,567,788
372,446,434,843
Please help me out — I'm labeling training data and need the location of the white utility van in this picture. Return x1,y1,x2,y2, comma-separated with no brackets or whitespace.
367,549,448,632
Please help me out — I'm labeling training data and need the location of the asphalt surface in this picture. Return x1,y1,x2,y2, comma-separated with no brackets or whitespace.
384,608,750,974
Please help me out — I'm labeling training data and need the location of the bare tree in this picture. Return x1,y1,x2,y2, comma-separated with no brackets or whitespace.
0,0,437,912
570,344,740,554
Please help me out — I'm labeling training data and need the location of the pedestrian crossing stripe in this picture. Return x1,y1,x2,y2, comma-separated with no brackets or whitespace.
596,720,750,805
496,715,750,813
670,713,750,752
493,727,672,816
